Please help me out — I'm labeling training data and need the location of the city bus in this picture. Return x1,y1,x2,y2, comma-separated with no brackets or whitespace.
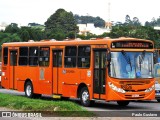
1,37,155,107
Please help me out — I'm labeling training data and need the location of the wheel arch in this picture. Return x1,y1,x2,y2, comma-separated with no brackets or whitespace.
77,83,88,98
24,78,32,91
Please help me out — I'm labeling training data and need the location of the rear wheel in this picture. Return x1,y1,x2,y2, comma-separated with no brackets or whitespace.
80,87,91,107
25,82,34,98
117,101,130,106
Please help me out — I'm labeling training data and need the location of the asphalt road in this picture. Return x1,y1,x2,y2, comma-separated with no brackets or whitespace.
0,87,160,119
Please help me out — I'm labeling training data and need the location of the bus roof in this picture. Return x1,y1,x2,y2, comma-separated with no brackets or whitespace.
2,37,154,47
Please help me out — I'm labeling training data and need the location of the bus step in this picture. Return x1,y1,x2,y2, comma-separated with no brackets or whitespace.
52,95,61,99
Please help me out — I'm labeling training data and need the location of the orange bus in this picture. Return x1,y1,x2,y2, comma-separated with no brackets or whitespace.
1,37,155,107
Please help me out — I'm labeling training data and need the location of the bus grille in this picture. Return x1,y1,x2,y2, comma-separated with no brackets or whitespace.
125,89,146,92
120,81,150,85
125,94,145,99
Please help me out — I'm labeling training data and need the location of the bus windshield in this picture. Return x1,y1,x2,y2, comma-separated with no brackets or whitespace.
110,52,153,79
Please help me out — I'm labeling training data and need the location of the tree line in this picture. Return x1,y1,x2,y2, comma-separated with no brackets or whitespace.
1,8,160,47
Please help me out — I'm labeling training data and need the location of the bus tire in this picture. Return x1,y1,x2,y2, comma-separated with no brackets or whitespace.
157,99,160,102
80,87,91,107
117,101,130,106
25,82,34,98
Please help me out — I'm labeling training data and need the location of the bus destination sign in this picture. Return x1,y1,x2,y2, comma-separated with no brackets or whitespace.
111,41,153,49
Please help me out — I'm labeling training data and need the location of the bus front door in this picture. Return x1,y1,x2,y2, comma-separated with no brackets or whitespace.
52,50,63,95
9,50,17,89
93,50,106,99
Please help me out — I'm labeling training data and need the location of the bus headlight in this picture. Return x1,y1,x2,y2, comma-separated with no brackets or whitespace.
144,85,155,93
108,82,126,93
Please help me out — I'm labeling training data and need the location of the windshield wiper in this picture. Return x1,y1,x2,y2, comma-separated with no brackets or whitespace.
139,50,146,71
111,59,116,77
121,51,132,71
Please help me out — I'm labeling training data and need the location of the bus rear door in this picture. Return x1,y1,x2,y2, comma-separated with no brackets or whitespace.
9,50,18,89
52,50,63,95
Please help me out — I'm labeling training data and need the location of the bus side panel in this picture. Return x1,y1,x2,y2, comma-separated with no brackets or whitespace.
1,66,10,89
62,84,77,98
60,68,92,98
38,67,52,95
59,68,79,97
28,67,40,94
15,66,29,92
17,80,25,92
16,67,40,93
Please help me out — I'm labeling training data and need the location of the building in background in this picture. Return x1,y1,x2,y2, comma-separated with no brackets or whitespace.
77,23,110,35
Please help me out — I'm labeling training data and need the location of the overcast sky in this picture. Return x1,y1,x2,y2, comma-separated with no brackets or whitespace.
0,0,160,26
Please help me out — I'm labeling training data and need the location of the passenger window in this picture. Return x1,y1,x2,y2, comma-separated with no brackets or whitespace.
78,46,91,68
39,47,50,66
53,50,62,67
19,47,28,66
3,47,8,65
29,47,39,66
65,46,77,68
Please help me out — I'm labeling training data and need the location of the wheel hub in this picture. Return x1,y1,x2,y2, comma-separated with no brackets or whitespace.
82,91,89,103
26,85,31,96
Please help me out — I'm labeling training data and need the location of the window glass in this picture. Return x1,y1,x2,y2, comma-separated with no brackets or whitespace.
10,51,17,66
78,46,91,68
19,47,28,66
39,47,50,66
3,47,8,65
29,47,38,66
53,50,62,67
110,52,154,79
65,46,77,68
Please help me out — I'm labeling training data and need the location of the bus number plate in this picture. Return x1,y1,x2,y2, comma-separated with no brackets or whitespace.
132,94,139,97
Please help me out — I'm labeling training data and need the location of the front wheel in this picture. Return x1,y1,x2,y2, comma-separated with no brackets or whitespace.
117,101,130,106
80,87,91,107
25,82,34,98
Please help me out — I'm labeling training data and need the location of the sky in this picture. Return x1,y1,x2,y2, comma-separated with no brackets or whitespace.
0,0,160,26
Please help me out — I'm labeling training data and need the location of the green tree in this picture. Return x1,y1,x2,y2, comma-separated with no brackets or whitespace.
19,27,45,41
45,9,78,40
5,23,20,34
20,30,30,42
0,32,21,47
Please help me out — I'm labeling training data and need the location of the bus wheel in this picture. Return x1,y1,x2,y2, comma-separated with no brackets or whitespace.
80,87,91,107
157,99,160,102
117,101,130,106
25,82,34,98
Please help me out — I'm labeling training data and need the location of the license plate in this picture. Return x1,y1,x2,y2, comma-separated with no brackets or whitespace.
132,94,139,97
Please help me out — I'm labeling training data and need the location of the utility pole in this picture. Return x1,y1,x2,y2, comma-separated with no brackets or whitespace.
105,0,112,30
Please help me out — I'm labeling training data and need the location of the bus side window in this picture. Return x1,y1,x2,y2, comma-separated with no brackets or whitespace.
29,47,39,66
78,46,90,68
3,47,8,65
39,47,50,67
64,46,77,68
19,47,28,66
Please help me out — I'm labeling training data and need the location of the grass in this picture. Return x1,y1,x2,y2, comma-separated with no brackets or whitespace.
0,93,95,117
